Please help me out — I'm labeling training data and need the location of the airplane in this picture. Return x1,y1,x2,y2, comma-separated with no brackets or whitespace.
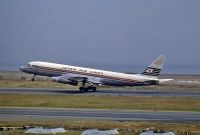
19,55,172,92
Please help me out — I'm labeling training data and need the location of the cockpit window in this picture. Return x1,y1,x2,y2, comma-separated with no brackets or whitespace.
27,64,31,67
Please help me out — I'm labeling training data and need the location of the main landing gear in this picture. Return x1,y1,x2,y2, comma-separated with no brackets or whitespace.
79,78,96,92
79,86,96,92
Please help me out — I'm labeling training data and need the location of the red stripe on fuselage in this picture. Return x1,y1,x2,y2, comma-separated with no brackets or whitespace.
31,65,139,84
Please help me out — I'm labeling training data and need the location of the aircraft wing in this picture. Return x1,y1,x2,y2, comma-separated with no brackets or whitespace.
52,73,102,85
86,76,102,84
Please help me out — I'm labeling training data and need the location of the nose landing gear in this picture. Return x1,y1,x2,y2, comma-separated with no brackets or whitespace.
31,74,36,82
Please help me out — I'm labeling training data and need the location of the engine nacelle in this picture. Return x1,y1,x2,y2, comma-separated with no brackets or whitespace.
52,77,78,86
68,80,78,86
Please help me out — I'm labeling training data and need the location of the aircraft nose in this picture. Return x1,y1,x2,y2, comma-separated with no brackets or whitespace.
19,66,25,71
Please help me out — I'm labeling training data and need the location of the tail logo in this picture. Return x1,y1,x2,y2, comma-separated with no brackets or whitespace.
145,68,154,73
141,55,165,77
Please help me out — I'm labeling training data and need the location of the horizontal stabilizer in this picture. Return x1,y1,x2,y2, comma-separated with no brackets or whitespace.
159,79,173,83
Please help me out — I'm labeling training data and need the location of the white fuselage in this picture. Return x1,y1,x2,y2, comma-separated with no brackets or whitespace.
20,61,159,86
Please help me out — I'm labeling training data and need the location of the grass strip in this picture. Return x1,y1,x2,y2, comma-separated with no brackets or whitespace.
0,120,200,135
0,94,200,111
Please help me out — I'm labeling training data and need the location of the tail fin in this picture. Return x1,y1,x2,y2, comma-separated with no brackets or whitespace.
141,55,165,77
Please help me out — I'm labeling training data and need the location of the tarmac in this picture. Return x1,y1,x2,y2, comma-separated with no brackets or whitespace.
0,88,200,97
0,107,200,123
0,88,200,123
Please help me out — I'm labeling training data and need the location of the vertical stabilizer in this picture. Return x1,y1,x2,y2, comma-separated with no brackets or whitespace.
141,55,165,77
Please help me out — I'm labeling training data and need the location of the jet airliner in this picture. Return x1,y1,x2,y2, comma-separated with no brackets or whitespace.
19,55,172,92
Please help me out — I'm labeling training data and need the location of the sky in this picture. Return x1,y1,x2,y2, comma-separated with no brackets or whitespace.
0,0,200,73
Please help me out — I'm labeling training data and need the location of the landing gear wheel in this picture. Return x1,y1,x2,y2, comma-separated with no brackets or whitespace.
84,88,88,92
79,86,97,92
92,87,96,92
87,86,97,92
79,87,84,92
31,74,36,82
31,77,35,82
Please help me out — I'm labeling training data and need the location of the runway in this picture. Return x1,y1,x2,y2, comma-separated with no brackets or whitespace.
0,107,199,123
0,88,200,97
0,88,200,123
